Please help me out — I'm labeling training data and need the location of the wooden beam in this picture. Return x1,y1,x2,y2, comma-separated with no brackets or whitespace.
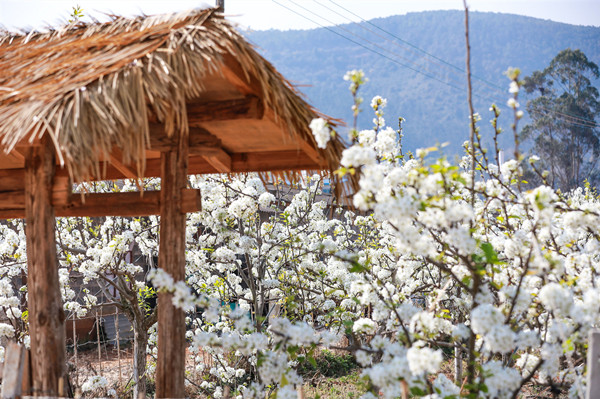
149,125,232,172
228,150,320,172
9,147,26,163
108,148,138,179
0,147,321,209
57,190,201,218
149,125,222,152
201,151,232,173
52,175,72,207
0,168,25,191
0,189,201,219
0,190,25,210
263,106,325,167
219,54,326,168
0,175,70,210
187,95,263,124
299,139,325,167
220,53,259,95
156,125,188,398
62,150,319,180
25,136,66,397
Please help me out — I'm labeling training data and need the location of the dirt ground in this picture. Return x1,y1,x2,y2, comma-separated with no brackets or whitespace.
69,343,138,391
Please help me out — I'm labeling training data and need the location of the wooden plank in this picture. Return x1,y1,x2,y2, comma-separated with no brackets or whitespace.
21,348,32,397
0,169,25,191
149,125,222,152
587,330,600,399
0,190,24,210
187,95,263,124
155,124,188,398
0,190,201,219
0,170,69,198
1,342,25,399
25,136,66,397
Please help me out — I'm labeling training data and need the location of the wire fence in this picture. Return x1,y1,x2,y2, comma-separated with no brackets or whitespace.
66,307,216,397
68,309,133,392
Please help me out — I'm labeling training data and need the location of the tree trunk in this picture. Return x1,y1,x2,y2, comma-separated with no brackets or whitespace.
132,323,149,399
25,136,67,396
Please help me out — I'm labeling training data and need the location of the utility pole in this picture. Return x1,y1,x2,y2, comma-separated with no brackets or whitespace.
216,0,224,12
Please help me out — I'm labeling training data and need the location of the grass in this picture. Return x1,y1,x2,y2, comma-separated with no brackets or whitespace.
299,350,367,399
302,371,368,399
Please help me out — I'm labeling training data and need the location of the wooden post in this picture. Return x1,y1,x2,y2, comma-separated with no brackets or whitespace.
96,310,103,375
587,330,600,399
116,312,122,389
155,125,189,399
24,136,66,397
73,315,78,387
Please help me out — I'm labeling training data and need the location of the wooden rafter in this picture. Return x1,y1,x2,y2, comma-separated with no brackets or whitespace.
108,148,138,179
150,125,232,173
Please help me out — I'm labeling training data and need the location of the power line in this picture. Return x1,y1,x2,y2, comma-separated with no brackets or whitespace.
287,0,470,93
311,0,454,75
326,0,506,94
309,0,494,102
272,0,599,130
272,0,499,104
324,0,599,129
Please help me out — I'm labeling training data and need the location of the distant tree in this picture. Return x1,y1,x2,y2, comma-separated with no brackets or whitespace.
522,49,600,190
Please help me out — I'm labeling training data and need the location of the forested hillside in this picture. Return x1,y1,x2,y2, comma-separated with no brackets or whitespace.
244,11,600,156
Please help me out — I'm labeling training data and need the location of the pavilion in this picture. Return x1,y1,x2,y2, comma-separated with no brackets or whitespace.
0,8,346,397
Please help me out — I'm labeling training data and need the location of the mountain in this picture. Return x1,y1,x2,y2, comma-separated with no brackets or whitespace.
243,11,600,158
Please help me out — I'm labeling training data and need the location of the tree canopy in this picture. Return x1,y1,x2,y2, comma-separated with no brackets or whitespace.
522,49,600,190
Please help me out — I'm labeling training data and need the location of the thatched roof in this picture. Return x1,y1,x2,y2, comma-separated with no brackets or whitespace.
0,7,348,187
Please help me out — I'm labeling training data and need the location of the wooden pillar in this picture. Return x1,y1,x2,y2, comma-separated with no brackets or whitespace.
156,126,189,399
25,136,66,396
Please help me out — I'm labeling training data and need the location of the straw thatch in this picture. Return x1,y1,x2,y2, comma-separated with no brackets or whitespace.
0,7,350,188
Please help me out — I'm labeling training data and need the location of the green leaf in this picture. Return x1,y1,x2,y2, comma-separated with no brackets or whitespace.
480,242,499,264
348,262,366,273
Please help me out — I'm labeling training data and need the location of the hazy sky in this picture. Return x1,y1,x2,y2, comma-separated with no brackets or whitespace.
0,0,599,32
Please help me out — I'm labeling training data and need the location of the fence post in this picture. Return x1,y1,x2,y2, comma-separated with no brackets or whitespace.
1,342,25,399
115,312,122,389
73,315,78,387
96,310,103,376
587,330,600,399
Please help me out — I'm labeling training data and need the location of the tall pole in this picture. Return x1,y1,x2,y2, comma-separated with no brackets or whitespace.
155,123,189,398
216,0,224,12
25,135,66,396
